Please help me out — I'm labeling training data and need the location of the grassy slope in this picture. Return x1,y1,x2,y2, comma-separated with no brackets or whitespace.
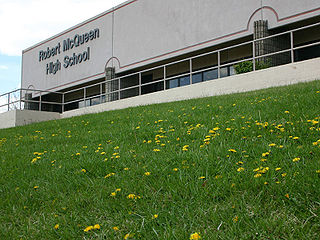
0,80,320,239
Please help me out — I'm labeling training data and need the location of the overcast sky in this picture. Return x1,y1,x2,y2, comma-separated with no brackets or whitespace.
0,0,128,95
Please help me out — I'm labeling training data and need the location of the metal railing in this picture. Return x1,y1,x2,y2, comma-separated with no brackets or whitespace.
1,21,320,114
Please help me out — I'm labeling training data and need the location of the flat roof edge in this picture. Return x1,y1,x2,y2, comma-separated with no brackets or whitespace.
22,0,137,54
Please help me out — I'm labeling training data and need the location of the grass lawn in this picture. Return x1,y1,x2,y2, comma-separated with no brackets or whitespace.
0,80,320,239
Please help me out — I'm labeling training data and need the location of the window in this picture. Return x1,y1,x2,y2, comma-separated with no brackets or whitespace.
166,76,190,89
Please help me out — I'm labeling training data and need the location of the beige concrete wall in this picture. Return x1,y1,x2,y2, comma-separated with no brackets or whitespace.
0,111,16,129
0,110,60,129
61,57,320,119
15,110,61,127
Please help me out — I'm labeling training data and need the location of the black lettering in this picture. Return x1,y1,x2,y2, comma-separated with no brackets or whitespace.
39,51,44,62
89,30,95,40
74,34,79,47
84,33,89,42
78,53,83,63
94,28,99,38
79,34,84,45
63,39,70,52
70,39,74,49
63,56,69,68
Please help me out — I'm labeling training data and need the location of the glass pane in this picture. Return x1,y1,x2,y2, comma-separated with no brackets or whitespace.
167,79,179,89
203,69,218,81
192,73,203,84
90,97,100,106
220,67,229,78
180,76,190,86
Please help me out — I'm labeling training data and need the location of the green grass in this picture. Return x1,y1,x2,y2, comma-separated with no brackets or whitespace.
0,80,320,239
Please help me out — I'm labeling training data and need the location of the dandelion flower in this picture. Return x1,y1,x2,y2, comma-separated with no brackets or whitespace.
152,214,158,219
190,232,201,240
93,224,100,230
237,167,244,172
144,172,151,176
84,226,94,232
292,157,300,162
233,216,239,223
54,224,59,230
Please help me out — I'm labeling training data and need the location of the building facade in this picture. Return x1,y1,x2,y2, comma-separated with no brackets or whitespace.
21,0,320,112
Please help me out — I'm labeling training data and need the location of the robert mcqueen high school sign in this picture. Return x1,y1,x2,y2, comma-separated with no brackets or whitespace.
38,28,100,75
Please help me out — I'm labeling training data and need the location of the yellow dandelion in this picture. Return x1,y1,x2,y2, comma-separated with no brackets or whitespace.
275,167,281,171
268,143,276,147
81,169,86,173
152,214,158,219
93,224,100,230
228,149,237,153
153,149,160,152
190,232,201,240
237,167,244,172
285,193,289,199
104,173,115,178
110,192,116,197
292,157,300,162
84,226,94,232
33,186,39,189
254,173,262,178
54,224,59,230
144,172,151,176
233,216,239,223
198,176,205,179
113,226,119,231
173,168,179,172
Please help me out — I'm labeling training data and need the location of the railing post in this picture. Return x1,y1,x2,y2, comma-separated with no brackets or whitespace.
84,88,87,107
290,31,294,63
139,73,142,96
252,40,256,71
164,66,167,90
118,78,121,100
189,59,193,85
100,83,103,104
39,91,42,111
62,93,65,112
19,89,22,110
217,51,221,79
7,93,10,111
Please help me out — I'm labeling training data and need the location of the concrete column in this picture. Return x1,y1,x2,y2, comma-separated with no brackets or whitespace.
254,20,271,66
254,20,290,68
105,67,118,102
25,93,38,111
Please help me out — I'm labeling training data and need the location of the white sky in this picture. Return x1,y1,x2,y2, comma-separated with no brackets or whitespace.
0,0,128,56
